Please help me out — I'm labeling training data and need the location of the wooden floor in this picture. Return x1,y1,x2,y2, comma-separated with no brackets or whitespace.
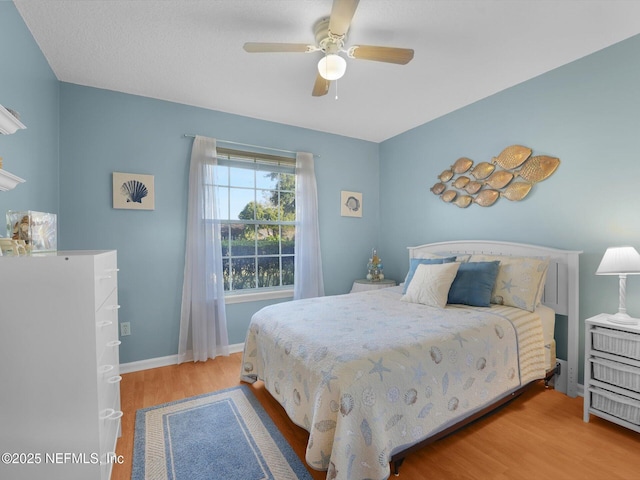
112,353,640,480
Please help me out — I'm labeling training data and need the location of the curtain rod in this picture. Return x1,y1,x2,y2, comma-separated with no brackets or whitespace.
183,134,319,158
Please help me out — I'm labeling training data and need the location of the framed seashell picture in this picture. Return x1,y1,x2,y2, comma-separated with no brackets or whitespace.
341,190,362,217
112,172,155,210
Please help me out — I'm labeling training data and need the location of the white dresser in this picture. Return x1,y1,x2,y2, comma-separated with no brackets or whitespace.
0,250,122,480
583,314,640,433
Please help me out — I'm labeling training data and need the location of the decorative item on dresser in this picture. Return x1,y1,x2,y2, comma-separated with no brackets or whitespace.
0,251,122,480
595,245,640,325
584,314,640,433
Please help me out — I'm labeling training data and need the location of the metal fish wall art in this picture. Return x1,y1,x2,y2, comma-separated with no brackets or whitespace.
441,190,457,203
439,169,454,182
474,189,500,207
492,145,532,169
464,181,483,195
501,181,532,201
453,195,473,208
452,176,470,189
451,157,473,174
429,145,560,207
430,182,446,195
516,155,560,183
484,170,514,189
470,162,495,180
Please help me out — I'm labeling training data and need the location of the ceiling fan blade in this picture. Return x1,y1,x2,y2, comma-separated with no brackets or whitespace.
312,73,330,97
348,45,414,65
329,0,360,37
243,42,315,53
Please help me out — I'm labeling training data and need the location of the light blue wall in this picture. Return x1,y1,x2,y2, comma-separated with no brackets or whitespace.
379,34,640,382
7,0,640,381
59,83,379,363
0,2,59,217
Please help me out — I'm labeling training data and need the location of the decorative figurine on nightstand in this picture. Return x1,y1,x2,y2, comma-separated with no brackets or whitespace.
367,248,384,282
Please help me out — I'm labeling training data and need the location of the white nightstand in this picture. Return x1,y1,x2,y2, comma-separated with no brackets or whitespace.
351,278,396,293
583,313,640,433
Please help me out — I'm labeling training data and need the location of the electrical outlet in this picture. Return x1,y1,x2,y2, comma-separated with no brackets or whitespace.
120,322,131,336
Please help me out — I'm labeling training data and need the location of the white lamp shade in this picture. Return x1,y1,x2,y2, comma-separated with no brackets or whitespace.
596,246,640,275
318,54,347,80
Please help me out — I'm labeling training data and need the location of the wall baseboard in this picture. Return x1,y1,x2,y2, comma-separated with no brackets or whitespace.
119,343,244,374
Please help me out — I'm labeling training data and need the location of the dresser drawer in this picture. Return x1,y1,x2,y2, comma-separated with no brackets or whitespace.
590,386,640,426
592,327,640,360
94,251,118,309
99,402,122,468
591,357,640,393
95,289,119,362
97,361,121,412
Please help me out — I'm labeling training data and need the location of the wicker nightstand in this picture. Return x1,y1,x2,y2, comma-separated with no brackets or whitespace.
583,313,640,433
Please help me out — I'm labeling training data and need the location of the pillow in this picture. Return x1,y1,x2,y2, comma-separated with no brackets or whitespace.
402,256,457,294
401,262,460,308
447,261,500,307
469,254,549,312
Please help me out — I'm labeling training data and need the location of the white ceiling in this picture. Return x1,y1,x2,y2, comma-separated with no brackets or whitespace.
14,0,640,143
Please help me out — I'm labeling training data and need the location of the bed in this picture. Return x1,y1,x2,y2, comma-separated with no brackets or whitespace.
241,240,581,480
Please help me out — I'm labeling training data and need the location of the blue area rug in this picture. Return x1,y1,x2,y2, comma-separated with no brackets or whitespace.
132,385,313,480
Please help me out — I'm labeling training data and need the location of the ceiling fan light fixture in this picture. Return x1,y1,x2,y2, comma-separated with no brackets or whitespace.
318,53,346,80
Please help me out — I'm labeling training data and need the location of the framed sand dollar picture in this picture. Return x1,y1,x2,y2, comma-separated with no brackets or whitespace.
341,190,362,217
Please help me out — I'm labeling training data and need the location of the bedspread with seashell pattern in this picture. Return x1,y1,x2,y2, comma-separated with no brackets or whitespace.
241,288,545,480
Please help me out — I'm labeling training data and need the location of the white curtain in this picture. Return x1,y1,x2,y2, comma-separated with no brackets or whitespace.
294,152,325,299
178,136,229,363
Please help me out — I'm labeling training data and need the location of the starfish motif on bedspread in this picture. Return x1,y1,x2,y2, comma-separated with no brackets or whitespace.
312,450,332,470
368,357,392,381
452,332,468,348
320,367,338,392
411,362,428,384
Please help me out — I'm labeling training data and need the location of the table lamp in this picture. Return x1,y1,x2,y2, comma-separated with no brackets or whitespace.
596,246,640,325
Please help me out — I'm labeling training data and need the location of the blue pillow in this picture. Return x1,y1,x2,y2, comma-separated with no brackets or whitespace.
402,256,457,294
447,261,500,307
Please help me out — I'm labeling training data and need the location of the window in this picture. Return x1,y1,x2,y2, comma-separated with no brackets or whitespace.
211,148,295,295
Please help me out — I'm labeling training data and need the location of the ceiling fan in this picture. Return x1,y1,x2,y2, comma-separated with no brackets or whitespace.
243,0,414,97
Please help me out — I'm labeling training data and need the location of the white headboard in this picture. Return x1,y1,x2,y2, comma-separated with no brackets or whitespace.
408,240,582,397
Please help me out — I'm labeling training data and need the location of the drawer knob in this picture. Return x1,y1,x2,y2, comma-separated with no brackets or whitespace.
98,364,114,374
108,410,123,420
97,274,112,281
100,408,123,420
100,408,115,419
107,340,122,347
106,304,121,311
96,320,113,328
107,375,122,384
